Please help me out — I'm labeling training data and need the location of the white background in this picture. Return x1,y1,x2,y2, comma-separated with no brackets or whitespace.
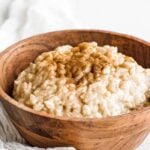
0,0,150,150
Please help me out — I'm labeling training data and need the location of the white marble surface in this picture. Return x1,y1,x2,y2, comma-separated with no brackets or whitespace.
0,0,149,149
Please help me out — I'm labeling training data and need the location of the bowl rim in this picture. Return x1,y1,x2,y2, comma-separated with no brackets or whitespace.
0,29,150,122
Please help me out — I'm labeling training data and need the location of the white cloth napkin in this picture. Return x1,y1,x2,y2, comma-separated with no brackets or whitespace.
0,0,149,149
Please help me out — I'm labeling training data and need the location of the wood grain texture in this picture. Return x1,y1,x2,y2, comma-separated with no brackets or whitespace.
0,30,150,150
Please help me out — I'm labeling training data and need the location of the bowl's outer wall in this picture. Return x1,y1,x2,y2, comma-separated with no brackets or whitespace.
0,30,150,150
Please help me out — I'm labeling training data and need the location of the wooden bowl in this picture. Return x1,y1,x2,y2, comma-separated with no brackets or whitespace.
0,30,150,150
